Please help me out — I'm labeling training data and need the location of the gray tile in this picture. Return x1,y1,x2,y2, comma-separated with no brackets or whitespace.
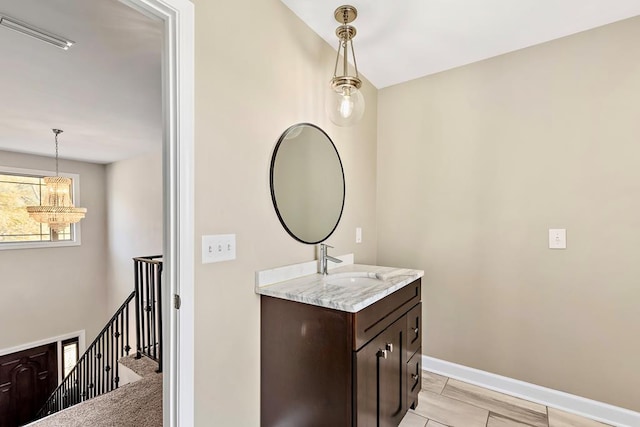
422,370,448,394
488,412,537,427
399,411,429,427
548,407,611,427
413,390,489,427
442,379,547,427
426,421,448,427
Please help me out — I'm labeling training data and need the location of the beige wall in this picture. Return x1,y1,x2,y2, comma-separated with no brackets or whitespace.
377,17,640,412
105,148,163,312
194,0,378,424
0,150,108,350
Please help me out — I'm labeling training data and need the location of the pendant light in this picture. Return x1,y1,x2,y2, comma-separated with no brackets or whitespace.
327,5,365,127
26,129,87,236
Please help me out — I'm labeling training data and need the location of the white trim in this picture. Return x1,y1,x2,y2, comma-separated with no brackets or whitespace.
422,356,640,427
119,1,195,426
0,165,83,250
0,165,79,181
0,330,86,357
0,330,86,384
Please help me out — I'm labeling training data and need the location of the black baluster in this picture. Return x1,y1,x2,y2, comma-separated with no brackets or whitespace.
125,302,131,356
87,347,91,399
83,353,88,402
108,322,113,391
99,335,104,395
114,315,120,389
72,370,77,406
149,261,156,360
157,261,163,372
134,260,142,358
104,325,109,393
90,346,95,399
96,339,100,397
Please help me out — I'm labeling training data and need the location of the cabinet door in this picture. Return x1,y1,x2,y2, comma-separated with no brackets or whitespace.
406,348,422,410
354,335,378,427
355,317,406,427
379,317,405,427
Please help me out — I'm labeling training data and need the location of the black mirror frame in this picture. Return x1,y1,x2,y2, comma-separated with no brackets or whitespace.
269,123,346,245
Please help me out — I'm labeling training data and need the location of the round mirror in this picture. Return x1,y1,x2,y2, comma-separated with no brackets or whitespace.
270,123,345,244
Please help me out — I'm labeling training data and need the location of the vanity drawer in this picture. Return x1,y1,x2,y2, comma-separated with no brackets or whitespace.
352,278,421,350
406,302,422,358
407,348,422,410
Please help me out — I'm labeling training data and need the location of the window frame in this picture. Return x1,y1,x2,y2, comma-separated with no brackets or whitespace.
0,165,83,250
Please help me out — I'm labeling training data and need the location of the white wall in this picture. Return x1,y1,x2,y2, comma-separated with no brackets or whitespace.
193,0,378,424
377,17,640,412
105,147,163,312
0,150,108,350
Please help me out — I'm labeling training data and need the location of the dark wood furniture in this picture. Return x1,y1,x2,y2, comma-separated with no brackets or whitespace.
261,278,422,427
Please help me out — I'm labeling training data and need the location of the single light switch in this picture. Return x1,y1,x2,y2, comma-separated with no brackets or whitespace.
549,229,566,249
356,227,362,243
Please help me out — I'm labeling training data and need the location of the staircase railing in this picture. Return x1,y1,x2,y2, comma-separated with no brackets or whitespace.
35,292,135,418
134,255,163,371
34,256,163,420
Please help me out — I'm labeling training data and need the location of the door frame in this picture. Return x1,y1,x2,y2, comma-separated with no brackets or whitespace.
119,0,194,425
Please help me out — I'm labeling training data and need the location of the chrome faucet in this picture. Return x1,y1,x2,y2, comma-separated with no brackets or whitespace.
319,243,343,275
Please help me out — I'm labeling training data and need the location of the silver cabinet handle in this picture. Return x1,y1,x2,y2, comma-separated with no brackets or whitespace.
414,327,419,335
411,374,419,381
385,343,393,353
378,349,388,359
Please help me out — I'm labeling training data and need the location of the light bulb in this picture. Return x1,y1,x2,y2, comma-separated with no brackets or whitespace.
327,84,365,127
339,89,354,118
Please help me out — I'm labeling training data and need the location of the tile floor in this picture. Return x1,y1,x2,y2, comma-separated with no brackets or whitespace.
399,371,612,427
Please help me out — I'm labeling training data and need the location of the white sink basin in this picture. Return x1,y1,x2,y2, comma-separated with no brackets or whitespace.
325,272,385,287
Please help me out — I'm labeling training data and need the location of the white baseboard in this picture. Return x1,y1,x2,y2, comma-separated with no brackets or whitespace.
422,356,640,427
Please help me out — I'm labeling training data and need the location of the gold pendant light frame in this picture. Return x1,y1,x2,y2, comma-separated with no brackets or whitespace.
330,5,362,92
26,129,87,235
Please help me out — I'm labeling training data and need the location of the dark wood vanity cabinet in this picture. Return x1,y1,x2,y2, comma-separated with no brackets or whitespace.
261,278,422,427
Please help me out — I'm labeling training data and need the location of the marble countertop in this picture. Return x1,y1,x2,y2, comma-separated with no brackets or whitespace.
256,263,424,313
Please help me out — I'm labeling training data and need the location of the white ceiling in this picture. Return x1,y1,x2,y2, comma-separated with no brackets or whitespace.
0,0,162,164
3,1,640,163
281,0,640,89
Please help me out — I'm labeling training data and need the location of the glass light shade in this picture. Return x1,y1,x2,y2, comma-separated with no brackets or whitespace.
327,85,365,127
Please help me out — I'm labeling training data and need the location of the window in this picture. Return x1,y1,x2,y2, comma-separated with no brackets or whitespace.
61,337,80,378
0,166,82,249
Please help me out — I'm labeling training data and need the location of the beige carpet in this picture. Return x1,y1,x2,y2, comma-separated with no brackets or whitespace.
29,356,162,427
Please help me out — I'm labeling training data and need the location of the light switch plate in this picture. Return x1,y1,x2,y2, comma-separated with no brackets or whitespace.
356,227,362,244
202,234,236,263
549,229,566,249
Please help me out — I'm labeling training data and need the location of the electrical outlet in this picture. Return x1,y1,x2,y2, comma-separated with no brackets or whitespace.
356,227,362,243
202,234,236,263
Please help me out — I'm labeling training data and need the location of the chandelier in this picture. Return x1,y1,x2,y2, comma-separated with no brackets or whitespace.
26,129,87,235
327,5,365,127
